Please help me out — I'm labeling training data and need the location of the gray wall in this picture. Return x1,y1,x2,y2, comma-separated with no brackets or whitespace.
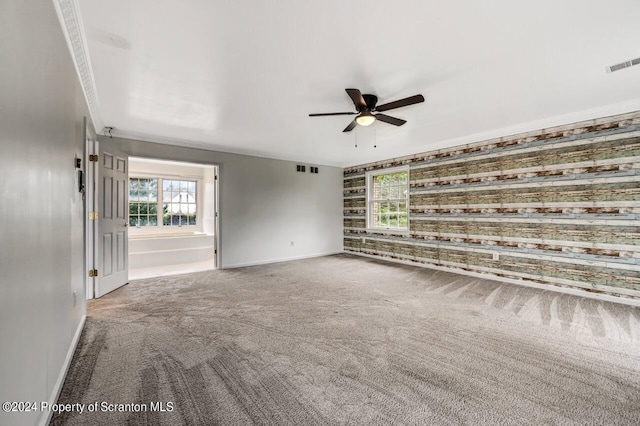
101,137,344,268
0,1,91,425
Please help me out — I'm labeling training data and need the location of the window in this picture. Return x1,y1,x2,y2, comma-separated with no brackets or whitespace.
367,167,409,231
162,179,197,226
129,177,197,229
129,178,158,227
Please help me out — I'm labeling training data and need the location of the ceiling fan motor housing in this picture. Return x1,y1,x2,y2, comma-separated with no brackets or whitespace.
361,94,378,112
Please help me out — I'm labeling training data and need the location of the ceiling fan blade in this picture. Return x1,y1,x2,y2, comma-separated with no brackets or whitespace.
375,94,425,112
375,114,407,126
309,112,356,117
343,120,357,132
345,88,367,111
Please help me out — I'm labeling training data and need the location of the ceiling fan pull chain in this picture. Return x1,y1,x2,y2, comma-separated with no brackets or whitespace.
374,130,377,148
355,127,358,148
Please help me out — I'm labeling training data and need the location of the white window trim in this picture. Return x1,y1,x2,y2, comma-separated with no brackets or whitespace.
128,174,204,236
365,165,410,234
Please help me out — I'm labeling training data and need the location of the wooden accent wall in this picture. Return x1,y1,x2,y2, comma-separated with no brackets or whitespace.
343,111,640,299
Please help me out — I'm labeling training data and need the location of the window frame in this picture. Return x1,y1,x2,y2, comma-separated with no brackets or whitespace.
128,173,203,236
365,165,410,234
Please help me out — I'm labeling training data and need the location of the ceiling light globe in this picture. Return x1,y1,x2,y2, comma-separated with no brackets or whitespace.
356,113,376,127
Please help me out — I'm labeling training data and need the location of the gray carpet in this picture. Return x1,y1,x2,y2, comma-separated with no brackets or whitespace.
52,254,640,425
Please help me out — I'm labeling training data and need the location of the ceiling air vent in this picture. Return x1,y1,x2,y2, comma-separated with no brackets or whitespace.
606,57,640,73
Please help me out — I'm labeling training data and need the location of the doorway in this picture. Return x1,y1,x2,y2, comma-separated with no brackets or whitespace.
85,153,220,298
126,158,219,280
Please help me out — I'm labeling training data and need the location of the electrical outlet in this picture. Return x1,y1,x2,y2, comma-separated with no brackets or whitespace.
492,252,500,261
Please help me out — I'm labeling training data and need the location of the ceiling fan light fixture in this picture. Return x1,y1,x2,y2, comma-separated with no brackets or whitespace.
356,112,376,127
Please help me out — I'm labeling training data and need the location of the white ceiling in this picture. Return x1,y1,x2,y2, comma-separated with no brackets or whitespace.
77,0,640,167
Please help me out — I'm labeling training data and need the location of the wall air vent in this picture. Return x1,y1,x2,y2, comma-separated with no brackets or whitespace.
310,166,319,174
606,57,640,73
296,165,306,172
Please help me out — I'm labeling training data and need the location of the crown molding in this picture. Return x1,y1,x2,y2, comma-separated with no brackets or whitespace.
52,0,103,132
104,129,345,168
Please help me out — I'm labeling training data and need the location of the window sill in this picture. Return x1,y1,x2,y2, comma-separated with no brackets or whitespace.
366,228,410,235
129,231,208,239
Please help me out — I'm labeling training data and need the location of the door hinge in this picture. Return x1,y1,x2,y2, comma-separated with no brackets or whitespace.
89,211,98,220
89,154,99,162
88,269,98,277
214,249,217,254
214,175,218,181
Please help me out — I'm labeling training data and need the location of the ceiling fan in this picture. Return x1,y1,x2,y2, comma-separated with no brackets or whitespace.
309,88,424,132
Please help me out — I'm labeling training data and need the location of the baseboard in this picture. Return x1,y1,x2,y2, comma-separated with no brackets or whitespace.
39,314,86,426
347,251,640,307
222,251,344,269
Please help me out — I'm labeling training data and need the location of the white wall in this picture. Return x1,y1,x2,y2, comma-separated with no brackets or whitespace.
129,234,216,270
0,1,90,425
101,137,344,268
129,157,208,180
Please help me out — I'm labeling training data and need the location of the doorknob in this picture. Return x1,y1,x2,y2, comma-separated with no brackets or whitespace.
124,222,129,227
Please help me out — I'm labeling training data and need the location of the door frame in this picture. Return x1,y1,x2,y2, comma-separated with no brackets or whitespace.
213,164,220,268
84,126,98,299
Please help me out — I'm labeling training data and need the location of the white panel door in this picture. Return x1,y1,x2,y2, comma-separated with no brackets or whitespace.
96,146,128,297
